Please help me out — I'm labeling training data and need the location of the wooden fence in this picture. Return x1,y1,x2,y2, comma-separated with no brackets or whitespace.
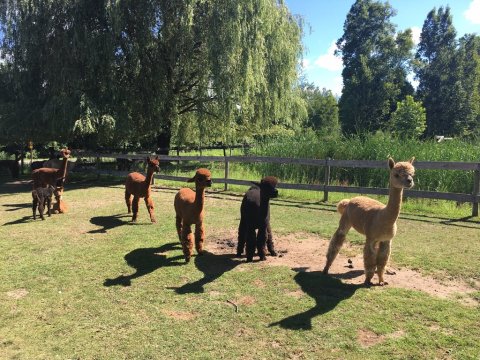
77,152,480,217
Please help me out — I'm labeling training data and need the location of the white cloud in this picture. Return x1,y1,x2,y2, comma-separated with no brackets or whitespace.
313,41,342,72
301,58,312,70
464,0,480,24
411,26,421,46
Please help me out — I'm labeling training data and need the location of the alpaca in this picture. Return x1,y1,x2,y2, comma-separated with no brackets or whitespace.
52,186,68,214
125,157,160,222
237,176,279,262
323,157,415,286
32,148,71,188
174,168,212,263
32,185,58,220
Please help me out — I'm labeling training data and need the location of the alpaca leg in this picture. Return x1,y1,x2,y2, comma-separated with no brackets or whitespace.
181,224,194,263
38,199,45,220
363,240,377,286
32,197,38,220
236,218,247,257
245,226,256,262
125,191,132,214
131,196,140,221
376,240,391,285
256,225,267,261
144,197,156,223
46,197,52,217
266,223,277,256
194,222,205,255
175,215,183,242
323,216,351,274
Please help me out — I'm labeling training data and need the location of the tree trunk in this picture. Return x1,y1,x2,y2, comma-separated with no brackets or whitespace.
156,126,172,155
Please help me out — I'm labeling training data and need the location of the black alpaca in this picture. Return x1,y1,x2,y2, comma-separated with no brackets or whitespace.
237,176,279,262
32,185,57,220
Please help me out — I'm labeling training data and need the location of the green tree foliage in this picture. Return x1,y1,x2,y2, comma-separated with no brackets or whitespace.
415,6,458,137
388,95,426,138
0,0,305,150
336,0,414,135
453,34,480,137
300,83,340,136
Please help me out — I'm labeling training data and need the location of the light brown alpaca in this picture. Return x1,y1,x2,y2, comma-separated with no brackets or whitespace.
32,148,71,188
174,168,212,263
323,157,415,286
125,157,160,222
52,186,68,214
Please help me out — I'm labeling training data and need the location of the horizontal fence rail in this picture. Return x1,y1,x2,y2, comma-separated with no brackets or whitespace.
75,151,480,217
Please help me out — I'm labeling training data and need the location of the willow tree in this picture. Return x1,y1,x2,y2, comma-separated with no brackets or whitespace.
1,0,304,150
110,0,305,151
0,0,115,145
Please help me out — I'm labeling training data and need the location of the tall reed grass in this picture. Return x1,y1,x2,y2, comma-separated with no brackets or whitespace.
247,132,480,194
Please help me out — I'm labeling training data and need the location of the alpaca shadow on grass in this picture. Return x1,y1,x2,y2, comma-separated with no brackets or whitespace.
269,268,361,330
170,251,243,294
3,202,32,211
103,242,184,287
3,215,36,225
88,214,131,234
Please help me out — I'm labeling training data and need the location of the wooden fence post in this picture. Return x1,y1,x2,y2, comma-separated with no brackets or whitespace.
224,156,229,191
472,163,480,217
323,157,330,202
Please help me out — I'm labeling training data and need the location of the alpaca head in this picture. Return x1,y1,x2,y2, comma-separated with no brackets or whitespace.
388,157,415,189
252,176,279,199
146,156,160,173
61,148,71,159
187,168,212,188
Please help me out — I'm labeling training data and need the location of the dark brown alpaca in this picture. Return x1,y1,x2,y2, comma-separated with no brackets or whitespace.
174,168,212,263
125,157,160,222
32,185,58,220
32,148,71,188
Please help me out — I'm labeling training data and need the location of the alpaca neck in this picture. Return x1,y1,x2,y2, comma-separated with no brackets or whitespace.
60,157,69,178
144,167,155,188
194,187,206,210
384,185,403,223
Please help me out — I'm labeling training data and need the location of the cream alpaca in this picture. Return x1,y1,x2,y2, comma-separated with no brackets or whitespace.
323,157,415,286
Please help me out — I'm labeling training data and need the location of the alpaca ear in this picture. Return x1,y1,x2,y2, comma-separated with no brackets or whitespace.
409,157,415,164
187,175,196,183
388,157,395,170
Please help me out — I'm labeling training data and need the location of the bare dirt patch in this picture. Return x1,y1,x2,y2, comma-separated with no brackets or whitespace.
161,309,197,321
207,230,477,305
6,288,29,300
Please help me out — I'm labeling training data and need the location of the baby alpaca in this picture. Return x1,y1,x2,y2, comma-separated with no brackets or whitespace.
174,168,212,263
32,185,58,220
125,157,160,222
323,157,415,286
237,176,279,262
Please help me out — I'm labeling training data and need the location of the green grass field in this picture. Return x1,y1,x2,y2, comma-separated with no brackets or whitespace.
0,175,479,359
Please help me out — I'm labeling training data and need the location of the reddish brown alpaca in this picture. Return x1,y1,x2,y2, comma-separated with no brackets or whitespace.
125,157,160,222
174,168,212,262
32,149,71,188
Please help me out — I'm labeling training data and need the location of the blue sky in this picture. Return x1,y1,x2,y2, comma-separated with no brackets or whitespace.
285,0,480,95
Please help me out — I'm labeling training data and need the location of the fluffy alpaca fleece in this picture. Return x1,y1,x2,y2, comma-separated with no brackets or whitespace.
323,157,415,286
32,185,58,220
52,186,68,214
174,168,212,263
125,157,160,222
237,176,279,262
